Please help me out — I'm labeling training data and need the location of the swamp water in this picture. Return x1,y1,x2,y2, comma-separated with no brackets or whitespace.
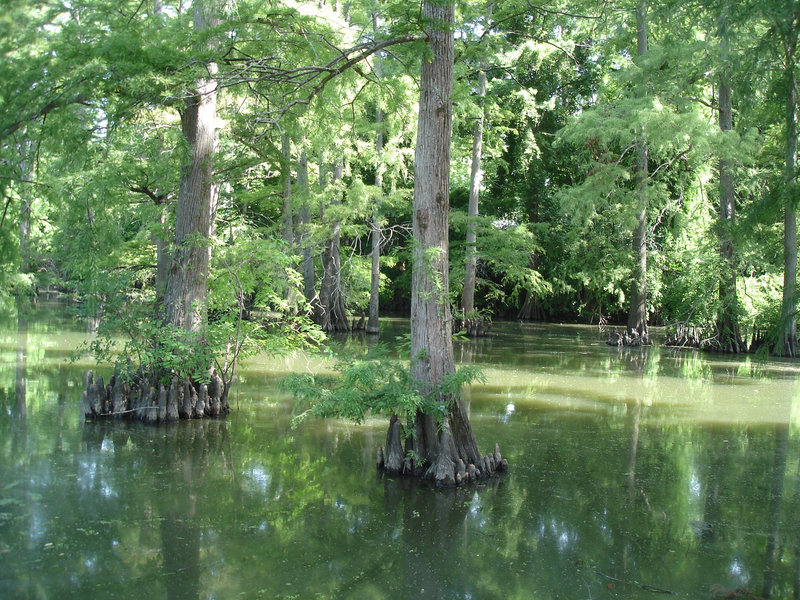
2,303,800,599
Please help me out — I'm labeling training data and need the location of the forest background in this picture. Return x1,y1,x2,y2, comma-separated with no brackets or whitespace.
1,0,798,368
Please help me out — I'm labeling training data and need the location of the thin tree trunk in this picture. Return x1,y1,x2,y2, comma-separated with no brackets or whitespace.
715,0,746,353
281,132,293,247
18,138,33,277
367,17,383,335
154,205,169,305
626,0,649,345
776,49,798,357
318,159,349,332
297,149,315,304
462,66,486,316
366,120,383,334
280,132,297,306
462,5,492,319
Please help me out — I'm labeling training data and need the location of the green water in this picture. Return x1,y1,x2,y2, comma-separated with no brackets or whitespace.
2,303,800,599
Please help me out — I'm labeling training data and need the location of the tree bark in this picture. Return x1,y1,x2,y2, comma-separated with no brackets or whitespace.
366,17,384,336
154,203,170,305
366,123,383,335
776,39,798,357
462,6,491,320
281,132,293,248
387,0,503,486
18,138,33,277
82,369,226,422
162,7,218,335
297,149,316,304
157,1,228,418
317,159,350,332
406,0,460,476
715,0,746,353
625,0,649,345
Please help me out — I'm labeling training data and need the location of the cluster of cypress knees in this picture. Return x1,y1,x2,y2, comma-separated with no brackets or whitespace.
82,369,230,423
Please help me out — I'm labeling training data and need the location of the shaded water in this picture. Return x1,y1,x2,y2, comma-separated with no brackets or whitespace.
2,303,800,599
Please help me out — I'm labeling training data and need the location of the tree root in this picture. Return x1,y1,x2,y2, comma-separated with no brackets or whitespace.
377,439,508,487
82,369,229,423
454,315,492,337
606,328,650,347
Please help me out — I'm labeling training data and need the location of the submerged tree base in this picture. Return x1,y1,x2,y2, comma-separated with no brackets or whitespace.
454,316,492,338
376,415,508,487
82,369,229,423
607,328,650,347
664,323,759,354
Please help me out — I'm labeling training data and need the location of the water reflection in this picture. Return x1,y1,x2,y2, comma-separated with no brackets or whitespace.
72,420,232,600
4,313,800,598
763,424,790,599
14,302,27,420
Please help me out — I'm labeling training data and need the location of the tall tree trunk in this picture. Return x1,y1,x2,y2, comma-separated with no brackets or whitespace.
776,43,798,357
715,0,746,353
17,138,33,278
154,203,169,305
281,132,293,247
461,66,486,316
626,0,650,345
366,18,383,333
366,16,384,335
462,5,492,320
366,117,383,334
297,149,315,305
317,159,349,332
280,132,298,306
385,0,503,486
163,2,218,337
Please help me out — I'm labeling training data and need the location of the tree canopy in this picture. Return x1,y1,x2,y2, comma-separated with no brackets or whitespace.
2,0,799,440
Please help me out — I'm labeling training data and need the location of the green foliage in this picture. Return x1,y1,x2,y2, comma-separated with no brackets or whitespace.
450,212,551,310
285,347,422,427
2,0,797,358
285,346,485,428
208,235,326,362
76,234,324,386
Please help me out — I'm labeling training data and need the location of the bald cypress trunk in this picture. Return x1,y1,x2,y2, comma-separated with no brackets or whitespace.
383,0,505,486
775,41,798,357
153,2,228,418
18,138,33,278
366,13,383,335
162,4,218,336
625,0,650,345
462,6,492,327
317,159,349,332
297,149,316,305
281,132,293,248
715,0,746,353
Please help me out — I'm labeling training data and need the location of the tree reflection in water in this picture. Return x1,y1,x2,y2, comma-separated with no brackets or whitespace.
3,314,800,599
